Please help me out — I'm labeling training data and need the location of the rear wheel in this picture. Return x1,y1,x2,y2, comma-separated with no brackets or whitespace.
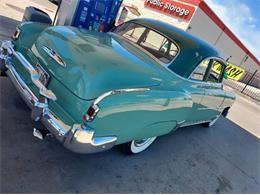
120,137,157,154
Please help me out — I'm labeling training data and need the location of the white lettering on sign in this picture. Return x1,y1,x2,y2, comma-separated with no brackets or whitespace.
146,0,190,17
164,2,189,16
146,0,164,7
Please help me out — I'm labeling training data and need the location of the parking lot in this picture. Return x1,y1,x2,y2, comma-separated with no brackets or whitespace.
0,0,260,193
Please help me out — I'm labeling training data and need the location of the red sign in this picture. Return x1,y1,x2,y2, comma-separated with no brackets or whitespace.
144,0,196,21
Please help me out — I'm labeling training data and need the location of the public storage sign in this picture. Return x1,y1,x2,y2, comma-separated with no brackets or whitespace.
144,0,196,21
212,62,245,81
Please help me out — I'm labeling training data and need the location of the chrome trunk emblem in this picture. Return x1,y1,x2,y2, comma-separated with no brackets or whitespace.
42,46,66,68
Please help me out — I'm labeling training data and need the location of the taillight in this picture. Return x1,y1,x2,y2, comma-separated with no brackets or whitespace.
12,28,21,40
83,105,100,122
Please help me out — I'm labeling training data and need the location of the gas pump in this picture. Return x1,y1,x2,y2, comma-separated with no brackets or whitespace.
54,0,123,32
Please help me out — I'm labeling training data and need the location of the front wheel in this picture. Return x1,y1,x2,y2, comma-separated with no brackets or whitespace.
120,137,157,154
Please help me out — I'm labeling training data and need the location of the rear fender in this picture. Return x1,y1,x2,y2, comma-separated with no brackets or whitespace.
88,89,192,144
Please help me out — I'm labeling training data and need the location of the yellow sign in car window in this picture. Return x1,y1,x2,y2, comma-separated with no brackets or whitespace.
212,62,245,81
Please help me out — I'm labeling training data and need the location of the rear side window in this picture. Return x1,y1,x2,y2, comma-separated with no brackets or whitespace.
190,59,209,81
113,22,179,64
114,23,145,43
190,58,226,83
118,23,145,43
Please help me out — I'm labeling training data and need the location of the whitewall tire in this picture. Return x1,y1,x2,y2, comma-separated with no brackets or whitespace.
120,137,157,154
130,137,157,154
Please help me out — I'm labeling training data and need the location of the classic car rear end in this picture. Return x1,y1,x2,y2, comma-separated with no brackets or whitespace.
0,21,168,154
0,19,235,154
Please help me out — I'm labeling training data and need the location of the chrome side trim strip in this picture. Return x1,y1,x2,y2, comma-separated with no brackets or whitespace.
94,87,150,105
83,87,150,122
180,120,211,127
197,107,217,110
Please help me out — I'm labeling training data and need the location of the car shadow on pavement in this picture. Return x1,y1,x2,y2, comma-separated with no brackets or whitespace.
0,76,260,193
0,16,20,40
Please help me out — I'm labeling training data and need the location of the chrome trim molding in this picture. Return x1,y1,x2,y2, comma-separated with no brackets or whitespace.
1,41,117,154
180,119,211,127
197,107,217,110
94,87,150,105
42,46,66,68
83,87,150,122
64,124,117,154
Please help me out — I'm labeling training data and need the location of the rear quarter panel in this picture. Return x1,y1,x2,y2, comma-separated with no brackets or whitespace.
88,89,193,144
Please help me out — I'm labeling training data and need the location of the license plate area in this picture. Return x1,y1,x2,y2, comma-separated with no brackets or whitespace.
36,63,50,86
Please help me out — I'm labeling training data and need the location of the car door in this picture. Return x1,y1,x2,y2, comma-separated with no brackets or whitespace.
184,59,209,124
199,58,226,120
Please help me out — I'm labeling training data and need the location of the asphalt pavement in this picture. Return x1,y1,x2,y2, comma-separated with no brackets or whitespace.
0,76,259,193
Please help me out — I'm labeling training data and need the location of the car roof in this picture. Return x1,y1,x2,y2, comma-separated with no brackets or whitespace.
130,18,224,78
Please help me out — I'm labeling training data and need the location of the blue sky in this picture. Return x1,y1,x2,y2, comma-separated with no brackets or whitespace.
205,0,260,60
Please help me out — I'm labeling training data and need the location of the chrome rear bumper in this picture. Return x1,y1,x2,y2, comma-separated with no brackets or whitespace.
0,40,117,154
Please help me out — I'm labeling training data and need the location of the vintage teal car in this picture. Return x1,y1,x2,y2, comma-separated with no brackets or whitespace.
0,18,235,154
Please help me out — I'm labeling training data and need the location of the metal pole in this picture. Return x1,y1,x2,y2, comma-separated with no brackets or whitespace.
241,69,258,93
52,0,62,25
214,27,225,46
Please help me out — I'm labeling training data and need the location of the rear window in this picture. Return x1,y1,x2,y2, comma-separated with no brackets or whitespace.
113,22,179,64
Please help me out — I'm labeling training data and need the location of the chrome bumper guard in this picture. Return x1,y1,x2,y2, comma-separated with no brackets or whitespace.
0,41,117,154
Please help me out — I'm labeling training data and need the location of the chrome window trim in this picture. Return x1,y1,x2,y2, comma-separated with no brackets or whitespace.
188,56,227,80
112,20,180,67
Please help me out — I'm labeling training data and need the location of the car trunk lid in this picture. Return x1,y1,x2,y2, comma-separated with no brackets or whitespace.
31,26,162,100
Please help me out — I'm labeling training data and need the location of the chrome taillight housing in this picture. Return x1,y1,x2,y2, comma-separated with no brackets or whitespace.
12,28,21,40
83,104,100,122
